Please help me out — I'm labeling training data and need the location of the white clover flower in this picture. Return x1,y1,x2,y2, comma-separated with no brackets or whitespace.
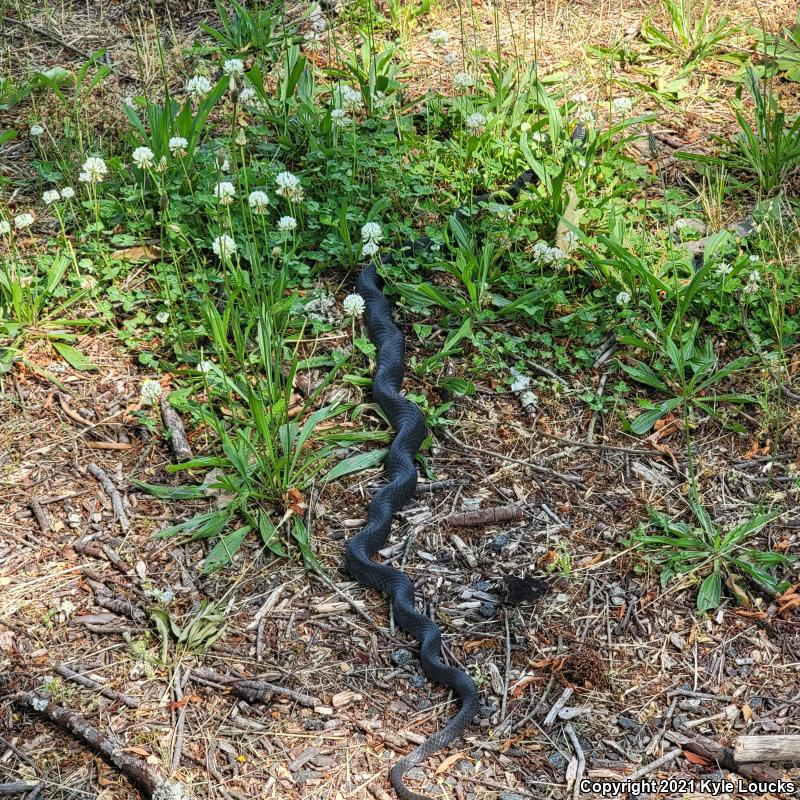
30,123,45,137
616,290,632,305
454,72,476,90
715,262,733,277
339,84,363,112
361,240,379,257
156,311,170,324
361,221,383,243
548,246,565,262
331,108,352,128
744,279,759,295
212,234,237,259
749,253,760,263
275,171,304,202
80,274,98,290
79,156,108,184
277,215,297,232
533,241,551,263
611,96,633,113
140,379,163,405
443,52,458,66
14,213,35,229
214,181,236,205
169,136,188,156
186,75,213,99
248,190,269,212
220,158,231,173
60,186,75,199
747,269,760,283
234,129,248,147
520,121,531,133
343,293,366,317
43,190,61,205
239,83,256,104
223,59,245,76
0,220,10,235
197,360,215,374
132,146,155,169
465,111,487,134
428,29,450,45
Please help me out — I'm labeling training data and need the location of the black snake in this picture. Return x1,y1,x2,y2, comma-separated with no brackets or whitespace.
344,163,561,799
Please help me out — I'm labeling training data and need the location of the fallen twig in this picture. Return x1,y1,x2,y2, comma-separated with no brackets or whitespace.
543,688,574,728
54,664,140,709
160,397,193,463
734,735,800,764
447,504,524,528
86,463,130,532
625,747,682,780
0,783,39,797
564,722,585,800
13,692,181,798
27,499,50,533
170,666,187,775
190,666,322,708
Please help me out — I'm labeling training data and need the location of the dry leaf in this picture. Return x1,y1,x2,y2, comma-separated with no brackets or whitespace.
682,749,711,766
110,245,159,262
435,752,465,774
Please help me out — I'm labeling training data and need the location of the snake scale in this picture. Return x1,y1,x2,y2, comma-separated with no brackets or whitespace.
344,163,558,799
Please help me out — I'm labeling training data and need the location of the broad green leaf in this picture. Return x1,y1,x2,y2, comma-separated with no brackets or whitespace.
51,341,97,371
201,526,250,574
325,448,387,482
697,569,722,612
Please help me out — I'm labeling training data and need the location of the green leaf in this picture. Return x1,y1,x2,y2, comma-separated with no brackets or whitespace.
51,341,97,371
697,569,722,612
325,448,387,482
201,526,250,574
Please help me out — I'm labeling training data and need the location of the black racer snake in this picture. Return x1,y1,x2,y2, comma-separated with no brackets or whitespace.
344,128,584,799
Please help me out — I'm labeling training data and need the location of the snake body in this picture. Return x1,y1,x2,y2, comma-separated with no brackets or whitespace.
344,158,572,798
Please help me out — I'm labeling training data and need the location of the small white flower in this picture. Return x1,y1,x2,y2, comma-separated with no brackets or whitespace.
239,83,256,104
578,158,588,168
616,290,632,305
564,230,579,249
150,587,175,604
361,221,383,243
275,171,304,202
454,72,476,90
214,181,236,205
611,96,633,113
248,190,269,212
749,253,760,263
123,95,136,109
234,129,248,147
197,360,215,374
520,121,531,133
79,156,108,184
156,311,170,324
132,146,155,169
223,58,245,76
220,158,231,173
186,75,212,99
212,234,237,259
43,190,61,205
362,240,379,257
715,262,733,277
343,293,365,317
277,215,297,232
169,136,188,156
60,186,75,199
443,52,458,66
140,379,163,405
465,111,486,134
14,212,35,229
548,246,565,262
30,123,45,137
744,280,759,295
428,29,450,46
331,108,352,128
747,269,760,283
533,241,551,263
0,220,10,235
531,131,547,143
338,84,363,112
58,599,76,618
80,274,98,290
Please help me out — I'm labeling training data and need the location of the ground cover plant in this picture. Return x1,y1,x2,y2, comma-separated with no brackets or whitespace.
1,1,799,798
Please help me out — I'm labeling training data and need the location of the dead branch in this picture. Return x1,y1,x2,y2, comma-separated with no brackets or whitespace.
54,664,140,709
447,504,525,528
13,692,182,798
0,783,39,797
86,463,130,532
733,736,800,764
190,666,322,708
27,499,50,533
160,398,194,463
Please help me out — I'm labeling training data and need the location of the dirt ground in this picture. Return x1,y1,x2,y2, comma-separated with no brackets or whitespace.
1,2,800,799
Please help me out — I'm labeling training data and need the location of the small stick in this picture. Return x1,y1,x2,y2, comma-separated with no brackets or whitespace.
447,504,525,528
27,499,50,533
256,617,266,663
625,747,682,780
415,478,470,493
0,783,39,796
54,664,140,709
733,736,800,764
13,693,180,798
450,533,478,566
160,397,193,463
86,441,132,451
170,666,187,775
87,463,130,532
543,688,574,727
190,666,321,708
564,722,585,800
